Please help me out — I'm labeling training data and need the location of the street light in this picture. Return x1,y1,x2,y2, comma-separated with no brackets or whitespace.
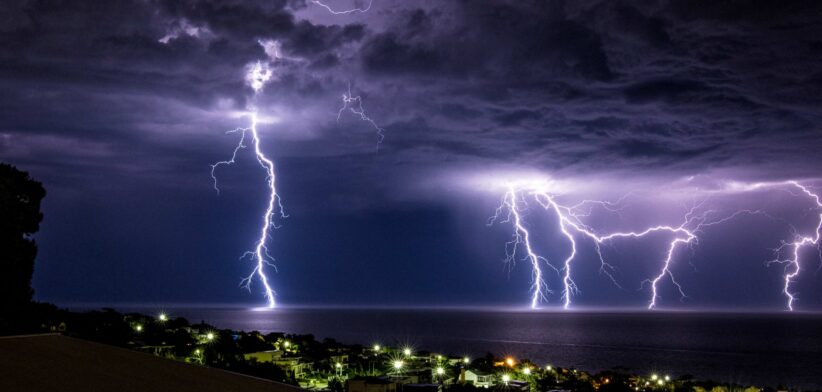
505,357,515,367
546,365,552,371
463,357,470,364
403,347,412,356
664,375,670,382
134,324,143,332
651,374,658,381
393,360,404,370
436,367,445,376
523,367,531,375
502,374,511,385
206,332,215,341
373,344,381,352
158,313,167,322
657,380,664,386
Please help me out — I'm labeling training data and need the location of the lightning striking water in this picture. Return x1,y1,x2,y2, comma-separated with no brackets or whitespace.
492,183,763,309
767,181,822,310
488,186,552,308
310,0,373,14
210,50,284,308
337,82,385,149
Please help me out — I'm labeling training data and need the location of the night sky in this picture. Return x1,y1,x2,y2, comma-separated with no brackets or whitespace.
3,0,822,310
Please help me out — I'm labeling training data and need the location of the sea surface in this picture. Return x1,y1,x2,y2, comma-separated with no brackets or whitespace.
107,306,822,389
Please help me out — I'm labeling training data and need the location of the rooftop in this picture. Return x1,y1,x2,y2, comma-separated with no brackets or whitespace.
0,334,304,392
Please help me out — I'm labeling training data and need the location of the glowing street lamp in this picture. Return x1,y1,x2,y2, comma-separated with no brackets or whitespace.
403,347,412,356
523,367,531,375
651,374,659,381
502,374,511,385
373,344,381,352
436,367,445,376
505,357,515,367
657,380,664,386
158,313,167,322
463,357,470,364
206,332,215,341
546,365,552,371
393,360,404,370
134,324,143,332
664,375,671,382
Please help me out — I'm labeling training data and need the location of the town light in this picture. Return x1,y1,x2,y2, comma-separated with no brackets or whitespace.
664,375,670,382
403,347,412,356
657,380,664,386
283,341,290,348
437,355,442,360
463,357,470,364
651,374,658,381
194,349,200,355
436,367,444,375
546,365,552,371
523,367,531,375
335,362,342,368
158,313,167,322
393,360,404,370
505,357,515,367
373,344,381,352
135,324,143,332
502,374,511,384
206,332,215,341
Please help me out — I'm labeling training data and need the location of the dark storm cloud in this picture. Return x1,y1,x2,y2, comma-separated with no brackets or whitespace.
2,0,822,307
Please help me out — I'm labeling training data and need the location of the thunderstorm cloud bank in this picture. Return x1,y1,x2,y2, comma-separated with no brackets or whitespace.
2,0,822,309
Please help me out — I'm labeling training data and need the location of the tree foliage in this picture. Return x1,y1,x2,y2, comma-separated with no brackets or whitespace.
0,163,46,310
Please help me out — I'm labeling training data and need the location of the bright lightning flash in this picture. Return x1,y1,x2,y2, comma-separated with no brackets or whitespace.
210,51,285,308
491,183,762,309
766,181,822,310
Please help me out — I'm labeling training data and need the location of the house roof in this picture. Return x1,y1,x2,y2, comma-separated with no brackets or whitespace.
0,334,304,392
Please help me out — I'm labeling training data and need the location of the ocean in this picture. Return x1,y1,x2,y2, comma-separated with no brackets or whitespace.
108,306,822,389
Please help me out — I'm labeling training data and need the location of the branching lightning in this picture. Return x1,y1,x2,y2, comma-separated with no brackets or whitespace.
210,51,285,308
491,182,765,310
310,0,373,14
337,82,385,149
766,181,822,310
488,186,553,308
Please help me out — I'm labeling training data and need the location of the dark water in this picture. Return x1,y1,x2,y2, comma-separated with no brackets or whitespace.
113,307,822,389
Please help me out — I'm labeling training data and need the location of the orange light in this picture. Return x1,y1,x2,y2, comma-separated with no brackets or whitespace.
505,357,515,367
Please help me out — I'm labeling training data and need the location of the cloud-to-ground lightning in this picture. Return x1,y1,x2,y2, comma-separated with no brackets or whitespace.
766,181,822,310
310,0,373,14
210,51,285,308
488,186,553,309
337,82,385,149
491,181,765,309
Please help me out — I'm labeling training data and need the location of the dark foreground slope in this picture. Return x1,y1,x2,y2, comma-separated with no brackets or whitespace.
0,334,303,392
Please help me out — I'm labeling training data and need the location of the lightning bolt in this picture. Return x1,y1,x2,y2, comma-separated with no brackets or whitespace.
766,181,822,310
210,55,284,308
488,186,553,309
493,183,763,309
310,0,373,14
337,82,385,149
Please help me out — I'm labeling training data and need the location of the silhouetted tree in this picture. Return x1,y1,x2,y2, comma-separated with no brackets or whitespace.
0,163,46,311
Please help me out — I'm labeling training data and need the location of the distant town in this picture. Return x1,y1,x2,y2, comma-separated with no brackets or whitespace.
9,304,805,392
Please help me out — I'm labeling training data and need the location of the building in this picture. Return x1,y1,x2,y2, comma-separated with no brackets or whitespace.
461,369,494,388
